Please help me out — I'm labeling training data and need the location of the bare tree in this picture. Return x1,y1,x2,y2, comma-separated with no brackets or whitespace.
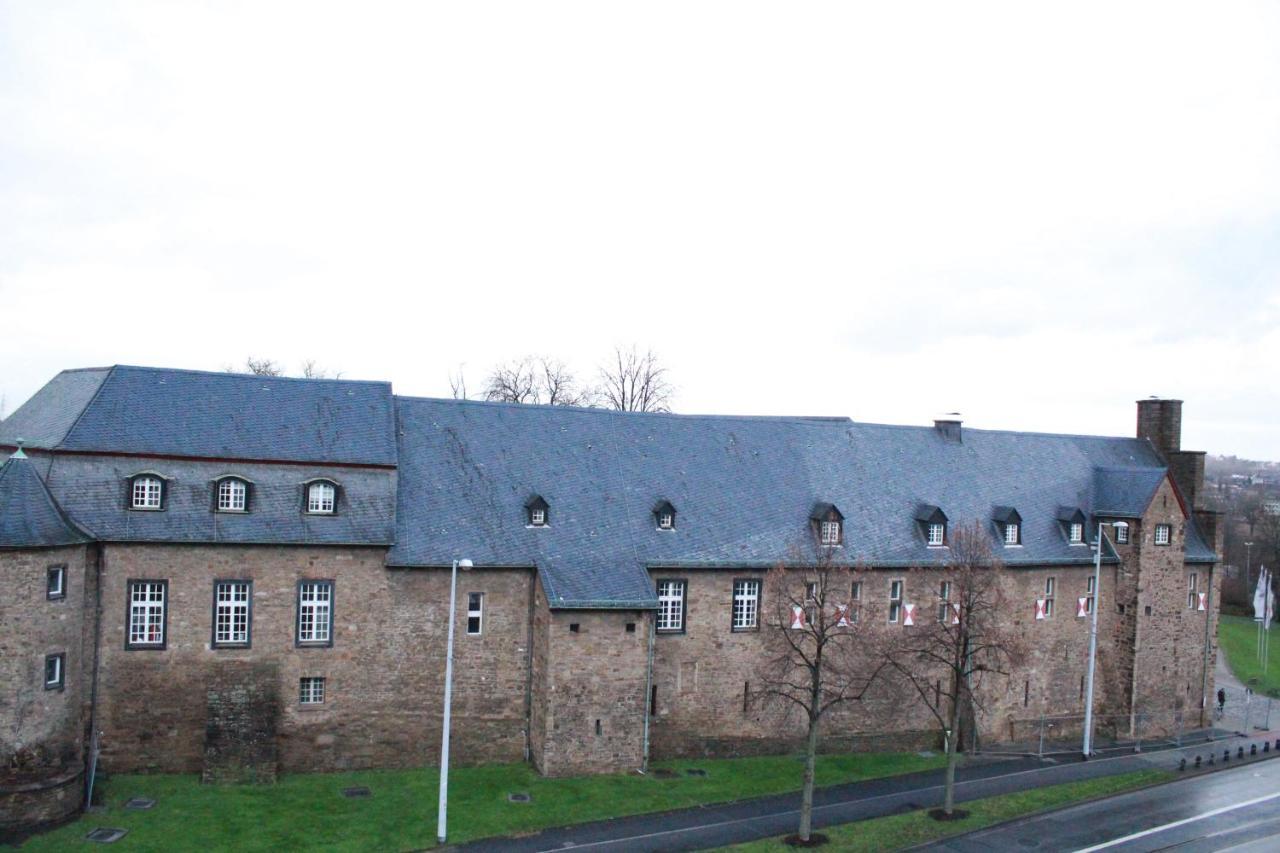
483,357,540,404
878,522,1025,818
226,357,284,377
300,360,342,380
754,544,887,843
448,364,470,400
482,356,595,407
598,345,673,413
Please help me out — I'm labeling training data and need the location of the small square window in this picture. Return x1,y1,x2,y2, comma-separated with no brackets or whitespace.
1069,523,1083,544
44,653,65,690
530,508,546,526
217,478,248,512
300,676,326,704
467,592,483,635
1004,523,1020,545
1114,524,1130,544
47,565,66,600
1154,524,1171,546
658,512,674,530
820,520,841,546
306,482,336,514
130,475,163,510
927,523,946,546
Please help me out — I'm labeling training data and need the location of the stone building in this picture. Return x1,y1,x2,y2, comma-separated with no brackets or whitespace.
0,366,1221,830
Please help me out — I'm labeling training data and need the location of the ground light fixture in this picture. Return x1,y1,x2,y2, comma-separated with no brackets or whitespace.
438,558,473,844
1083,521,1126,759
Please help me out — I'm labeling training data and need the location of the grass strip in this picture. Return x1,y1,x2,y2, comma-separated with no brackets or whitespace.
1217,615,1280,697
19,751,946,852
721,768,1171,851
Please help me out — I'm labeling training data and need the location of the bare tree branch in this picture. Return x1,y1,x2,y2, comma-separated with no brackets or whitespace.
598,345,674,412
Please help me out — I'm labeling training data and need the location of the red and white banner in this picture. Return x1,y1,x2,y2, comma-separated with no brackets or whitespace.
1035,598,1046,620
1198,592,1207,611
951,602,960,625
790,606,807,630
902,603,916,626
1077,597,1088,618
834,604,852,628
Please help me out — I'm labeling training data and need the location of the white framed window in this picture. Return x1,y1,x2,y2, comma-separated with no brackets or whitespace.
131,475,163,510
928,523,946,546
849,581,862,623
1085,575,1096,614
47,565,66,600
213,580,251,647
657,580,685,633
300,676,326,705
217,478,248,512
1154,524,1171,546
732,579,760,631
467,592,483,635
1043,577,1055,618
1004,523,1020,545
937,581,952,622
297,581,334,645
658,512,674,530
127,580,167,648
530,507,546,526
1188,573,1198,610
1114,523,1130,544
44,653,65,690
820,520,841,546
1069,522,1084,544
888,579,903,623
306,481,336,514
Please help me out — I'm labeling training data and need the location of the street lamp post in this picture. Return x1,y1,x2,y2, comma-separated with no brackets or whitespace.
1083,520,1125,760
437,558,472,845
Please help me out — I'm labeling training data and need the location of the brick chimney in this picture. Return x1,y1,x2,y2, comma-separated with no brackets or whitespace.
1136,397,1205,511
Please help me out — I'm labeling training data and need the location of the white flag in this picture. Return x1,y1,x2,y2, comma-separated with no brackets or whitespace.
1254,566,1270,622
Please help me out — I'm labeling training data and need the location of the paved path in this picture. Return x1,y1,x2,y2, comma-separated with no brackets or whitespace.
452,733,1274,852
923,748,1280,851
1218,643,1247,692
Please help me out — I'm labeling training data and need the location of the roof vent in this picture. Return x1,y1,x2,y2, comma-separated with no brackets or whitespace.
933,414,962,443
9,438,26,460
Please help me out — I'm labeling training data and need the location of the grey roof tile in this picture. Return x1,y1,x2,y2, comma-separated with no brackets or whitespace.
0,454,91,548
0,368,111,449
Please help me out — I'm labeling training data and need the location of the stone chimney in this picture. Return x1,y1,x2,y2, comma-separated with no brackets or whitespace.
1136,397,1205,510
934,413,962,443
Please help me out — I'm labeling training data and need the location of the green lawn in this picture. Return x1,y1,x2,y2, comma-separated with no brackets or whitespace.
1218,615,1280,696
722,768,1172,851
18,752,946,852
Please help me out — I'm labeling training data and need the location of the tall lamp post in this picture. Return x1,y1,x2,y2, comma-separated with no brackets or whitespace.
438,558,472,845
1083,520,1126,760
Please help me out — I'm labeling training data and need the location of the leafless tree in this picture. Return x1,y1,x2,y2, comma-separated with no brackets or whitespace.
226,357,284,377
448,365,470,400
300,360,342,380
483,356,595,407
598,345,673,413
878,522,1025,818
754,544,887,843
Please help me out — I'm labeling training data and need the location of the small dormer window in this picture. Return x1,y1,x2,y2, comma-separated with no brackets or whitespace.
1058,508,1086,546
811,503,844,547
526,496,549,527
928,523,946,546
819,521,840,546
1069,523,1083,544
306,481,337,514
1004,523,1020,545
130,475,164,510
653,500,676,530
216,477,249,513
916,505,948,547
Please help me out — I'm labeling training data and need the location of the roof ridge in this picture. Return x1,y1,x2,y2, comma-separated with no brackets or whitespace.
106,364,392,388
393,395,854,424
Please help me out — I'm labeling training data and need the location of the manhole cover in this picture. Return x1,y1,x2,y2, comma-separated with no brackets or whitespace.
652,768,678,779
124,797,156,810
86,828,128,843
341,786,372,798
685,768,707,777
508,792,532,803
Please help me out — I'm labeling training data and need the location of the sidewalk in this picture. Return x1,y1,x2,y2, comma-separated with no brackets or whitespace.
451,733,1275,852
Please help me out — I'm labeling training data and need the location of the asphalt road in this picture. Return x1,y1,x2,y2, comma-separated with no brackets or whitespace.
925,755,1280,852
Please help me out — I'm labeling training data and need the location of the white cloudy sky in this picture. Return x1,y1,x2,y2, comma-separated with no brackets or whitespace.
2,2,1278,458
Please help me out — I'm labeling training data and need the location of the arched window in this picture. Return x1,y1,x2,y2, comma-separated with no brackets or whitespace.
216,477,250,513
129,474,165,510
306,480,337,515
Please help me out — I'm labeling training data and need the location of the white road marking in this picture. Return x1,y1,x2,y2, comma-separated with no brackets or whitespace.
1073,790,1280,852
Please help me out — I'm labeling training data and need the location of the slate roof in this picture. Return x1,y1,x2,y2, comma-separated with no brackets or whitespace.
2,366,397,465
0,453,91,549
387,397,1217,607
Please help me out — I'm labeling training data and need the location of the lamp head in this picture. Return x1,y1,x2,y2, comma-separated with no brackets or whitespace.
1110,521,1129,533
458,559,474,570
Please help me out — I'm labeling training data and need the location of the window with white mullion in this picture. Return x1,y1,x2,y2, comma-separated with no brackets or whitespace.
1004,523,1020,545
937,581,952,622
132,476,162,509
928,523,945,546
307,482,336,514
218,479,247,512
297,581,333,645
888,579,903,623
732,580,760,631
128,581,167,647
820,521,841,546
214,581,251,647
657,580,685,632
300,676,325,704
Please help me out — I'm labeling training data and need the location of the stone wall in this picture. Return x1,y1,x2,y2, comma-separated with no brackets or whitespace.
202,661,281,784
93,544,534,774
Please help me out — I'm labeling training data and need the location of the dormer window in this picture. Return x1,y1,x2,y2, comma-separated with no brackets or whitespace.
915,505,948,547
526,495,549,527
1058,508,1086,545
993,507,1022,546
811,503,844,547
216,477,250,513
305,480,337,514
129,474,165,510
653,500,677,530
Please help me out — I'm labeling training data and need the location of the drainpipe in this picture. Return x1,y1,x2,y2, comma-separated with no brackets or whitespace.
522,571,536,764
84,543,105,810
641,610,656,772
1200,564,1215,729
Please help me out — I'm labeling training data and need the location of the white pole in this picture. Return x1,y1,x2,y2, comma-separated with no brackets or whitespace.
437,558,462,844
1083,523,1108,759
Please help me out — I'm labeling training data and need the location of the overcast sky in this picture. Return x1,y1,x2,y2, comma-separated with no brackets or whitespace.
2,2,1278,458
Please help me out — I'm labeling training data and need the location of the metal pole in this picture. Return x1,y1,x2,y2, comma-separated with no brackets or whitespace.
437,559,461,845
1083,523,1107,759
